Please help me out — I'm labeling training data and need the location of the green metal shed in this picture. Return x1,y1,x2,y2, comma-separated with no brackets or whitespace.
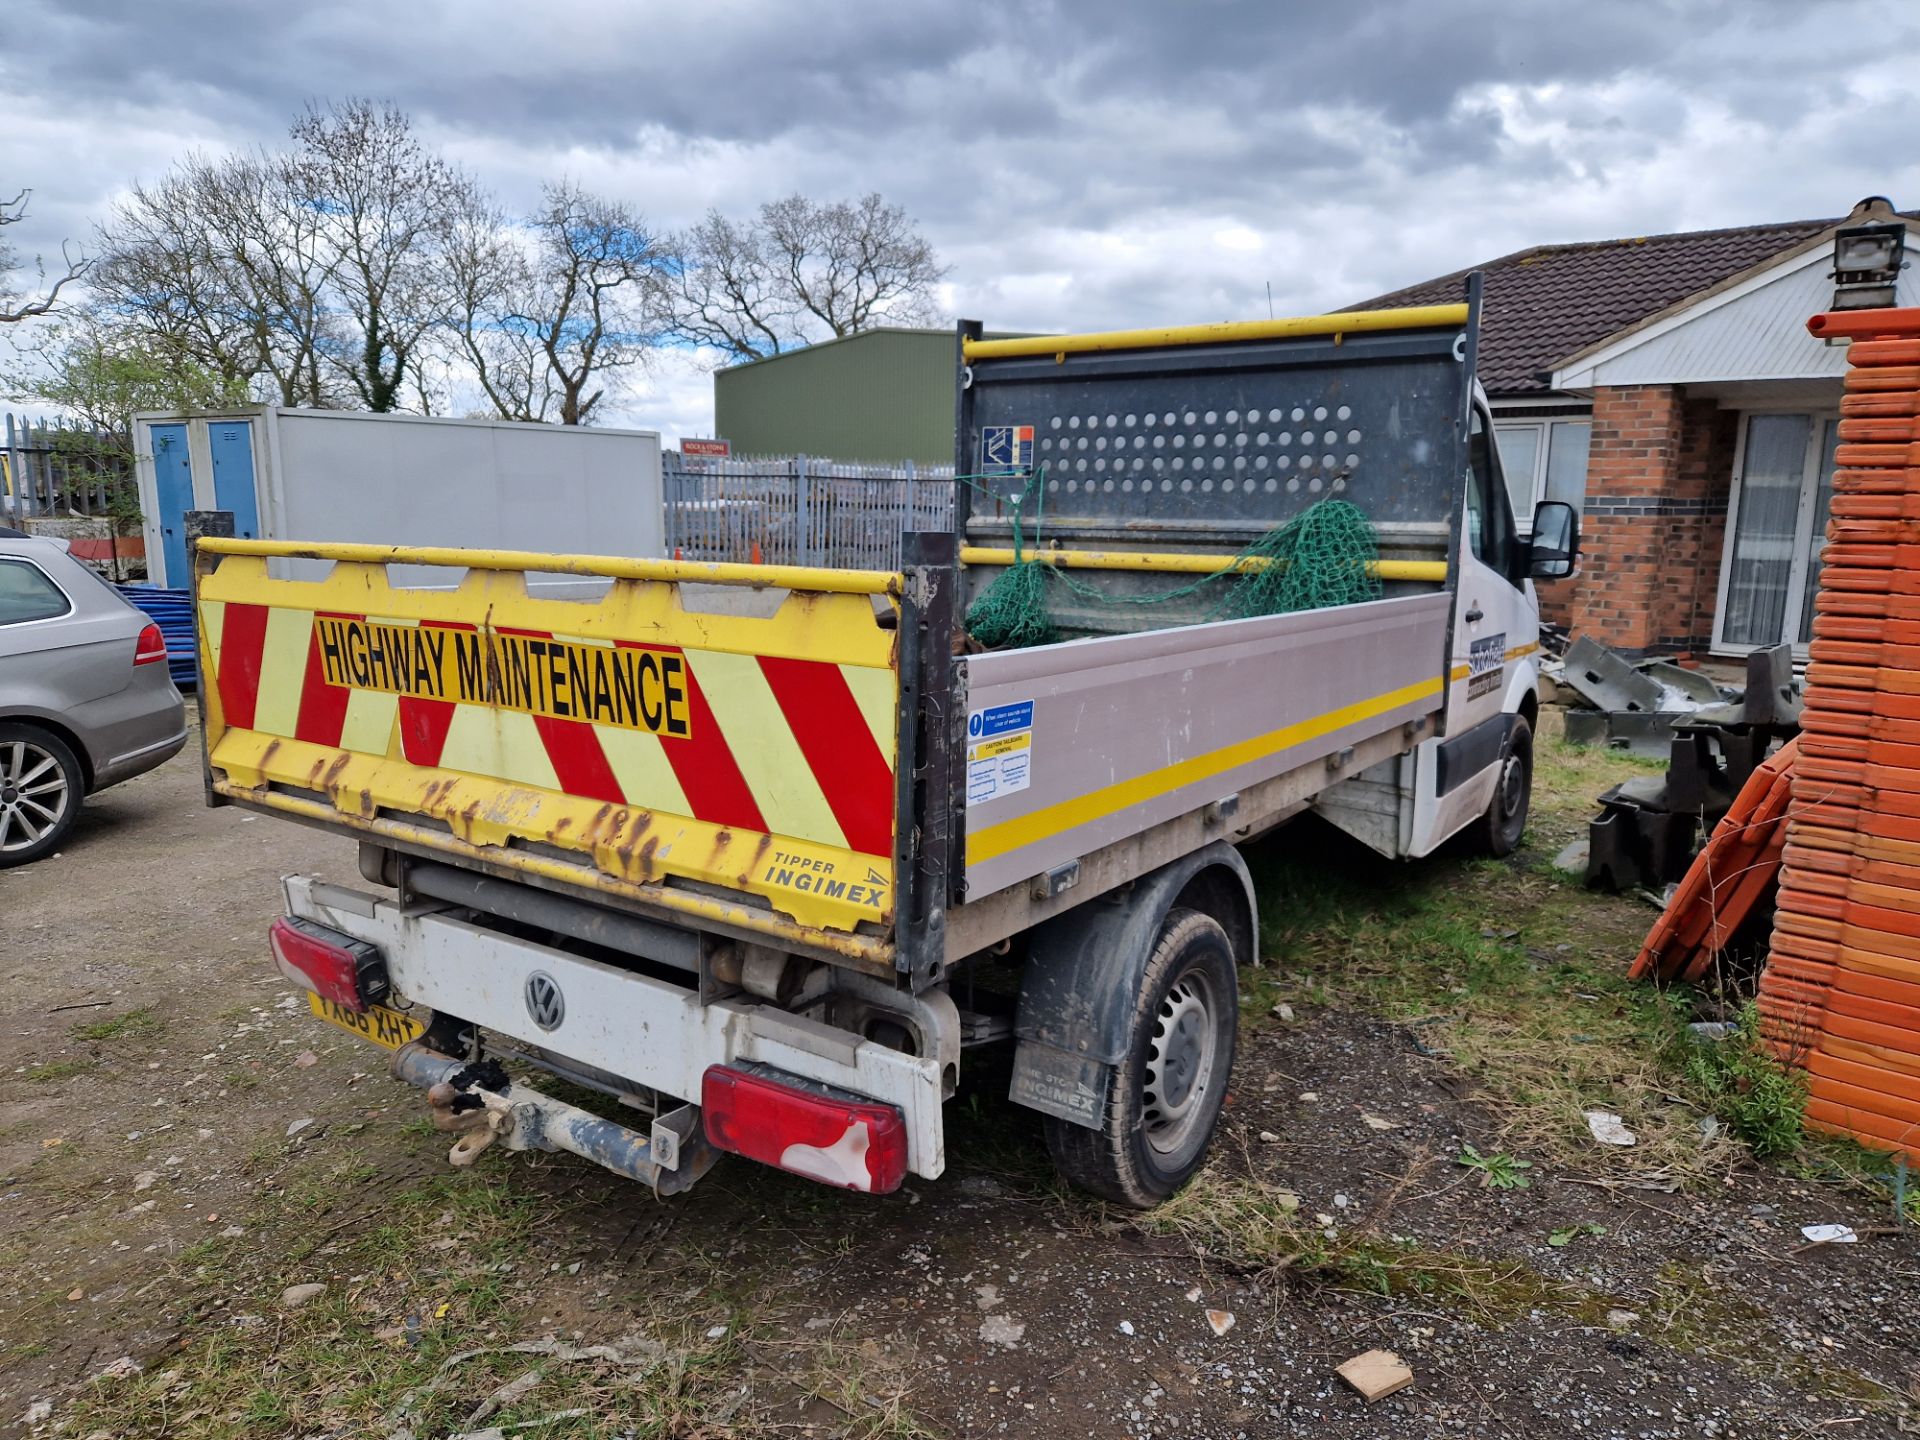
712,328,958,465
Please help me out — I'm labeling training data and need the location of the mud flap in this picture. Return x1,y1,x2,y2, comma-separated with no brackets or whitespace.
1010,1043,1112,1127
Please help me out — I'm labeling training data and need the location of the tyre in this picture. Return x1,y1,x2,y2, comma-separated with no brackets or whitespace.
1044,907,1238,1208
0,723,84,869
1477,714,1533,858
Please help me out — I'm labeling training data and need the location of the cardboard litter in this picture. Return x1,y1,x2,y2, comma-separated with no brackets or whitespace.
1336,1348,1414,1402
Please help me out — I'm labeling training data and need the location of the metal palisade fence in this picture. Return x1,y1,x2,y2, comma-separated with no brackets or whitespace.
663,453,956,571
2,412,133,519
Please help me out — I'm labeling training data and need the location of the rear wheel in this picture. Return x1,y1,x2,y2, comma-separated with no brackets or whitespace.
1044,908,1238,1208
0,724,82,868
1477,715,1533,857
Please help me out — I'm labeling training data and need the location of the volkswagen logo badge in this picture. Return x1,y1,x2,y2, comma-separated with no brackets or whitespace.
523,971,565,1031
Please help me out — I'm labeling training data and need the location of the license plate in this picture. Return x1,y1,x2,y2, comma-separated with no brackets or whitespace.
307,992,426,1049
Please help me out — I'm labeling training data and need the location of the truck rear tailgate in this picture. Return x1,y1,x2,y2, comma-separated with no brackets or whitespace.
195,541,904,956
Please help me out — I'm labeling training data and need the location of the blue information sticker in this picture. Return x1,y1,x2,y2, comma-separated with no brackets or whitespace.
981,425,1034,475
970,701,1034,738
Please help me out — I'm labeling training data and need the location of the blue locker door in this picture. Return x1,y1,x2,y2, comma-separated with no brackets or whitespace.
207,421,260,539
149,424,194,588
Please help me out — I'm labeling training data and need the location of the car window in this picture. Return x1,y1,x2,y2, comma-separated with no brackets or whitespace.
1467,406,1517,577
0,557,73,625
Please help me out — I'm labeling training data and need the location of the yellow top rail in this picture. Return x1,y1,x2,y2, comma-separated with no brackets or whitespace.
195,537,903,598
959,546,1448,583
961,304,1470,363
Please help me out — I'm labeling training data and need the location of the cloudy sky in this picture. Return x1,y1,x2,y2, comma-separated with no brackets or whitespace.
5,0,1918,439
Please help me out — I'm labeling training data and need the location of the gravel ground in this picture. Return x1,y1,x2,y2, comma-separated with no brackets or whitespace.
1,715,1916,1437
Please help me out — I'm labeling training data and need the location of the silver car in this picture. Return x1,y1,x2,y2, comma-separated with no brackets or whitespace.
0,534,188,866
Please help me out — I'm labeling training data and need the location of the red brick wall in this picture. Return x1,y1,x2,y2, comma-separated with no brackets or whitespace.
1565,384,1735,656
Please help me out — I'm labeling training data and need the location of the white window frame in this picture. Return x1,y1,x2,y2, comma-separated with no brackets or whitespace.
1493,413,1591,533
1710,407,1839,656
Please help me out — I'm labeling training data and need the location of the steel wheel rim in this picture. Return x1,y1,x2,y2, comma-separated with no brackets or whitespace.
1143,966,1219,1157
1499,750,1526,820
0,740,70,853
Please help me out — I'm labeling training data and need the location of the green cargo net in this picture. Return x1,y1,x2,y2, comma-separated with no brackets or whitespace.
963,465,1385,650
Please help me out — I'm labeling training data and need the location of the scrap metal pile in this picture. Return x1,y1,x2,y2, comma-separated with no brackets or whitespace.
1564,638,1802,894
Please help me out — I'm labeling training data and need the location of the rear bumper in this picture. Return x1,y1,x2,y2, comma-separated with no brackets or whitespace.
93,718,189,790
283,874,951,1179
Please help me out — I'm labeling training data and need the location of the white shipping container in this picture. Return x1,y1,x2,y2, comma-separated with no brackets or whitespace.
132,407,664,589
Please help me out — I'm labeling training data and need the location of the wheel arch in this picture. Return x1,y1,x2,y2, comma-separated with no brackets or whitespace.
0,713,94,792
1007,841,1255,1131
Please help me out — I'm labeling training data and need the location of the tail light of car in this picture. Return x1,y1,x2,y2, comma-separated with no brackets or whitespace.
133,623,167,666
701,1065,908,1194
269,916,390,1012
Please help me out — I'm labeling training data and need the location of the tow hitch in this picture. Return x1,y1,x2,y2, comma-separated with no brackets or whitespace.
389,1043,718,1195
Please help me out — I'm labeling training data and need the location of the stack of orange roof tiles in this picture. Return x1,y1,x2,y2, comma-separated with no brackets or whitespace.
1761,304,1920,1163
1631,737,1797,986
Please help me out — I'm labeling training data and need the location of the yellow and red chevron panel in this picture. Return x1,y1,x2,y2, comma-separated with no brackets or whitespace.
195,545,901,934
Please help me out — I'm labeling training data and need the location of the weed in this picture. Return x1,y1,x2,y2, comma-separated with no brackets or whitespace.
1546,1223,1606,1247
23,1059,93,1084
71,1005,160,1043
1684,1004,1807,1158
1457,1144,1532,1190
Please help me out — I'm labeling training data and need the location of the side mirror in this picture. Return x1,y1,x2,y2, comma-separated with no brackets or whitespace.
1528,500,1578,580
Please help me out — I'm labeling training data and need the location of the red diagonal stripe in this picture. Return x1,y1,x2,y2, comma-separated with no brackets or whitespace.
399,620,470,769
488,623,623,804
216,602,270,731
293,611,356,748
620,641,767,833
758,657,895,858
532,715,625,804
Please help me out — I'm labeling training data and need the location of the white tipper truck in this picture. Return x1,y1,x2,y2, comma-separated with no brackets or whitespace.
193,285,1577,1207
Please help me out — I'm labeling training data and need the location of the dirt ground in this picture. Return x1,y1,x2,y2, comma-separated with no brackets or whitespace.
2,709,1917,1438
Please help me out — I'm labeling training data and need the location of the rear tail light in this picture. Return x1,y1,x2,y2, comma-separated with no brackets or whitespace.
133,623,167,666
269,916,390,1012
701,1065,908,1194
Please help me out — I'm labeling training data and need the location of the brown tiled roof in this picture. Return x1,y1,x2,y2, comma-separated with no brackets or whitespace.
1353,216,1860,395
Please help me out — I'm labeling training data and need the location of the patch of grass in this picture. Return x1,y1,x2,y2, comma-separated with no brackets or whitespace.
1684,1003,1807,1158
22,1058,93,1084
1138,1169,1570,1326
1242,741,1749,1175
71,1005,161,1043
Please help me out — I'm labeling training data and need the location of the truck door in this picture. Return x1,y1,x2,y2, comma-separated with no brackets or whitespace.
1423,399,1532,839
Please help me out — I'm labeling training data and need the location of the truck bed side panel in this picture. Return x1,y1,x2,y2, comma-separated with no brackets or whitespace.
961,591,1448,899
196,545,901,936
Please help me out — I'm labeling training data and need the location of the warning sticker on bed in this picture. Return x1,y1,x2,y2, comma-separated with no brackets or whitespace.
981,424,1034,475
967,700,1034,805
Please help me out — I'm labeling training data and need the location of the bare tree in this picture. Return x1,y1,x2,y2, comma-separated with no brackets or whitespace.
662,193,945,362
289,99,477,412
452,182,665,424
0,189,89,323
95,151,341,407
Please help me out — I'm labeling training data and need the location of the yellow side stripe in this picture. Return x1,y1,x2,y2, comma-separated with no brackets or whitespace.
251,607,312,739
967,674,1444,866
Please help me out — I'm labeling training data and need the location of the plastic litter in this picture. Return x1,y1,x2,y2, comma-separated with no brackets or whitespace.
1584,1110,1637,1146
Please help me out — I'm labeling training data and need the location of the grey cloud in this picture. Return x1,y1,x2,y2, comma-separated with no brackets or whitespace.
5,0,1920,434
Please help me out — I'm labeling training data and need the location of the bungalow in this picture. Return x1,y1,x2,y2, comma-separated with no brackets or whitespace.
1361,197,1920,656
